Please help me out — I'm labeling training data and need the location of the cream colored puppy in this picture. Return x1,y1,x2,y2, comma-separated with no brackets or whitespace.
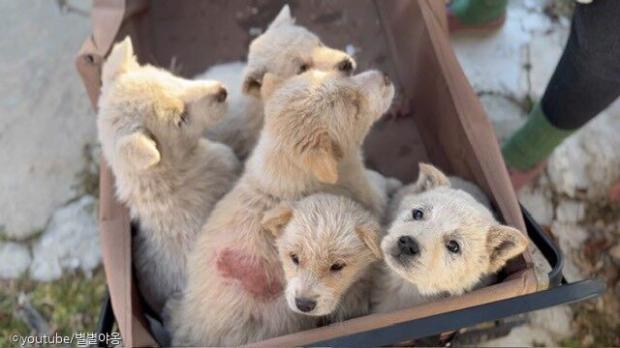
263,193,382,321
97,38,240,314
372,164,529,313
169,69,394,346
200,5,356,159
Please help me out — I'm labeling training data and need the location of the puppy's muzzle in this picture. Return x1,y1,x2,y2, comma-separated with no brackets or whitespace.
397,235,419,256
214,86,227,103
295,297,317,312
336,57,355,75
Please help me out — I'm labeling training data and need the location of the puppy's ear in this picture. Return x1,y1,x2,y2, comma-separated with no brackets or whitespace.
116,131,160,171
413,163,450,192
301,131,342,184
102,37,139,86
356,221,383,259
487,225,529,272
261,203,294,237
259,73,284,100
268,5,295,30
242,67,266,97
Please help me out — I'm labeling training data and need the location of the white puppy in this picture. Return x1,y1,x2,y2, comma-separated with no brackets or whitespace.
169,69,394,346
372,164,528,313
263,193,382,321
97,37,240,314
199,5,356,159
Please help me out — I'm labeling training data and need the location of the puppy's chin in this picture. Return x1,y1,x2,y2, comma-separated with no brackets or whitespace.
285,295,335,317
385,254,419,284
378,83,395,114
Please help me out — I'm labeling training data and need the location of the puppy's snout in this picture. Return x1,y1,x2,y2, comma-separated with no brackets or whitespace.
398,236,419,256
214,86,227,103
337,58,354,75
382,73,391,86
295,297,317,312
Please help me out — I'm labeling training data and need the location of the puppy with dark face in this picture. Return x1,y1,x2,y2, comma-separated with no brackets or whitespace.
372,164,529,313
262,194,382,319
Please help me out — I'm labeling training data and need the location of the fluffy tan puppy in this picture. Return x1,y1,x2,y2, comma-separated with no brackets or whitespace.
263,193,382,320
372,164,529,313
97,37,240,314
169,69,394,346
201,5,356,159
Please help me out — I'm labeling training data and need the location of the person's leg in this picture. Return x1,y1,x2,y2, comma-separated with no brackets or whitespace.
447,0,508,32
502,0,620,190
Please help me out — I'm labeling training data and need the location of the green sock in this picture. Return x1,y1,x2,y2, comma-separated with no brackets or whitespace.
449,0,508,25
502,103,574,171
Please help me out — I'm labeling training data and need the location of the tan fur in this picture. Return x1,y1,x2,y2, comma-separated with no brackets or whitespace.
372,164,528,313
169,69,394,346
97,38,240,314
201,5,356,159
264,194,381,320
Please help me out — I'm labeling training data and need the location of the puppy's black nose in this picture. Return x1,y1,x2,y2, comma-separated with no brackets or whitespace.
295,297,317,312
398,236,419,256
214,87,227,103
337,58,354,74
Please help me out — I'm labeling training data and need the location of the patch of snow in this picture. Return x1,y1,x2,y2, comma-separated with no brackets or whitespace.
529,305,573,340
479,94,527,143
0,1,95,240
555,199,585,223
480,325,556,347
528,29,568,99
547,108,620,199
0,242,31,279
29,195,100,281
550,222,587,280
518,183,554,226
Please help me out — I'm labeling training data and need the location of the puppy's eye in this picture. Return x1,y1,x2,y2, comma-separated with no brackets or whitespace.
412,209,424,220
330,263,345,272
176,112,189,127
290,253,300,265
446,240,460,254
298,63,310,74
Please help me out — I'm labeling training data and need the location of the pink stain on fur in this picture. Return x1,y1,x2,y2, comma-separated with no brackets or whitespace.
216,248,283,301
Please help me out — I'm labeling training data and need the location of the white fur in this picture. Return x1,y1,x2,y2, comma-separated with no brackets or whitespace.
196,5,356,159
169,69,394,346
266,194,382,320
97,38,240,314
372,164,528,313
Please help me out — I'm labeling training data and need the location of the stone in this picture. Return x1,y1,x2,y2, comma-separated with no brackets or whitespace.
0,1,95,240
0,242,31,279
29,195,100,281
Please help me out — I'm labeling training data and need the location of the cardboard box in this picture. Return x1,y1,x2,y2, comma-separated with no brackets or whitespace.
76,1,538,346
